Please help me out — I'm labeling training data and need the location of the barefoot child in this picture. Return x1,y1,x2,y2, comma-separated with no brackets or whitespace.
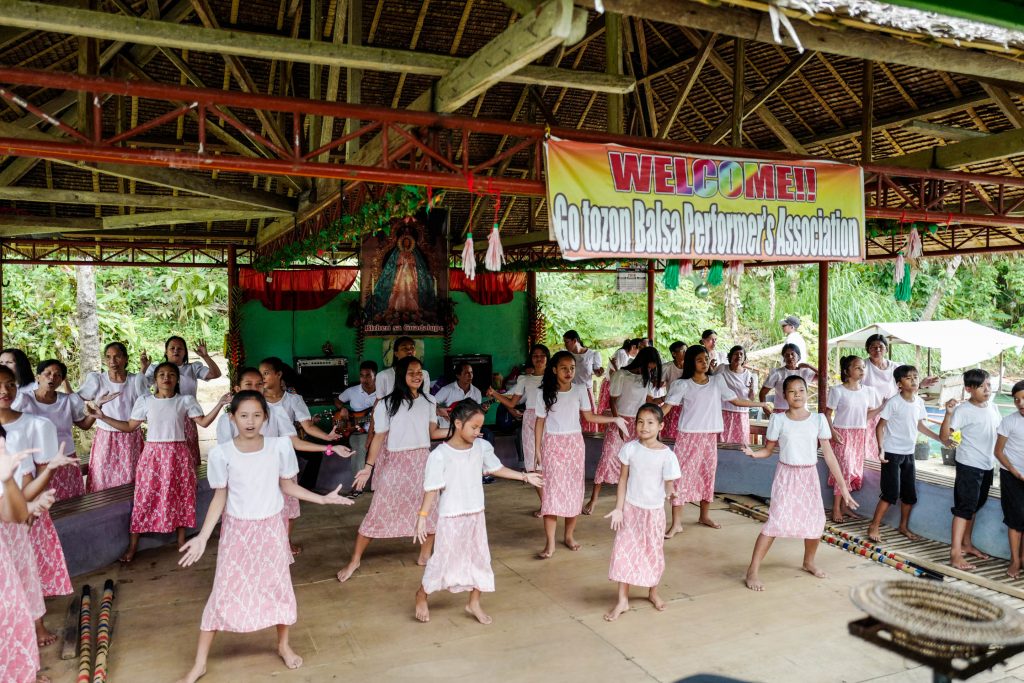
742,376,857,591
535,351,626,559
940,369,1001,570
603,403,680,621
414,400,542,625
176,391,353,683
996,381,1024,579
866,365,950,544
824,356,882,523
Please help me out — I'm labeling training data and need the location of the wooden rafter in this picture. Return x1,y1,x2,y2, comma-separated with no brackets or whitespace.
657,32,715,139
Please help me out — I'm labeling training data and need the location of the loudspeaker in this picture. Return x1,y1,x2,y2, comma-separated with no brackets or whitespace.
294,356,348,402
443,354,492,395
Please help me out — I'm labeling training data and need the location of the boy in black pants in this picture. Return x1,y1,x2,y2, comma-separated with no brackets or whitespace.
995,380,1024,579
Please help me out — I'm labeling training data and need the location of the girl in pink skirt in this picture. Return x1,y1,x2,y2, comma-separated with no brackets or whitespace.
176,390,352,683
604,403,680,622
824,355,882,523
742,375,856,591
585,346,665,516
91,362,228,563
414,400,543,625
535,351,626,559
78,342,150,492
660,341,686,442
758,343,817,416
665,346,770,539
145,336,222,468
337,356,448,583
487,343,549,517
719,346,756,446
562,330,606,434
14,359,96,501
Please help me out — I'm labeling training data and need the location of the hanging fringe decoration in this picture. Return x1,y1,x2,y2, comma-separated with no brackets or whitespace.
893,253,913,301
484,192,504,271
679,260,694,277
461,233,476,280
663,261,680,290
726,260,745,276
707,261,724,287
906,226,923,259
893,253,905,284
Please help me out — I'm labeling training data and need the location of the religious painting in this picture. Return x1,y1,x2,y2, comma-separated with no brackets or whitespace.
359,210,450,336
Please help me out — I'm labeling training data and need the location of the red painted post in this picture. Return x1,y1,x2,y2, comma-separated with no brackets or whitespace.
818,261,829,412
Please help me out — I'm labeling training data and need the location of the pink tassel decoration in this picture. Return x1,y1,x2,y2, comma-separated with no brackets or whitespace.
485,224,505,271
893,253,905,284
462,233,476,280
906,227,922,259
727,260,745,276
679,260,694,277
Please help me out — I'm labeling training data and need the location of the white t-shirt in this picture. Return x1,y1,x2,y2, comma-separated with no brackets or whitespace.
766,412,831,466
720,368,755,412
13,391,86,456
762,366,816,410
423,439,503,517
707,350,729,374
571,348,602,387
863,358,901,401
665,375,737,433
145,360,211,397
375,366,432,400
266,391,311,425
785,330,808,362
206,436,299,519
826,384,882,429
997,412,1024,472
130,394,204,442
215,409,297,444
78,371,150,432
434,382,483,429
878,394,928,455
338,384,376,413
4,413,59,468
373,394,437,451
534,384,588,435
507,374,543,410
950,401,1001,470
613,348,630,370
662,362,685,388
610,369,662,418
617,440,680,509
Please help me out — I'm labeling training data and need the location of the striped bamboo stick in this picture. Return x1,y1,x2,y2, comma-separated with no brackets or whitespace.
76,585,92,683
92,580,115,683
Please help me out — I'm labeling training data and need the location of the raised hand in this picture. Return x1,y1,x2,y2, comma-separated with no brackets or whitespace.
139,350,151,373
96,391,121,407
605,508,623,530
0,442,30,482
45,452,80,473
944,398,959,411
178,536,207,567
194,340,209,357
321,484,354,506
485,387,497,399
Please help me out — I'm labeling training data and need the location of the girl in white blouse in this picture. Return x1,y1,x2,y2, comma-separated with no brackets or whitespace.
758,343,818,415
414,400,542,625
176,390,351,683
719,346,756,446
742,375,855,591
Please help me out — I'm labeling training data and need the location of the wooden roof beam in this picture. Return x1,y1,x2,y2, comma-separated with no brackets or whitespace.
980,84,1024,129
102,208,286,229
657,32,715,139
0,187,288,211
0,0,632,94
876,126,1024,169
901,120,988,141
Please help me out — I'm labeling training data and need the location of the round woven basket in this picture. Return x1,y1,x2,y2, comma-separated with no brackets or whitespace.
850,580,1024,660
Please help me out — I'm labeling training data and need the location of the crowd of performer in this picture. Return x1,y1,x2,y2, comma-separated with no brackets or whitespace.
1,314,1022,683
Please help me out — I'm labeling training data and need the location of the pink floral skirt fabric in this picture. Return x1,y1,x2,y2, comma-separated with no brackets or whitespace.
0,522,46,619
594,417,637,485
670,432,719,507
130,441,197,534
719,410,750,446
829,426,868,494
27,509,72,597
421,511,494,594
540,432,585,518
359,447,436,539
762,462,826,539
0,536,39,683
608,502,666,588
87,429,144,493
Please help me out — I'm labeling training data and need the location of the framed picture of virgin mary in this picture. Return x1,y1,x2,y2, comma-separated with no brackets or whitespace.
360,209,449,336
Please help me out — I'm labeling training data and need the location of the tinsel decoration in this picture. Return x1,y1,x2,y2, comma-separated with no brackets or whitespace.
679,260,694,277
663,261,680,290
906,227,923,259
706,261,724,286
461,232,477,279
894,252,905,284
484,193,504,271
894,254,913,302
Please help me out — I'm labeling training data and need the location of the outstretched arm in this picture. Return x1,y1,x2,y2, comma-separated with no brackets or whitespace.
192,394,231,428
821,438,857,510
280,478,353,506
742,440,778,459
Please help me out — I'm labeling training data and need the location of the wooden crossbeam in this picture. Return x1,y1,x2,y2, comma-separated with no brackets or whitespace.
901,120,988,142
657,32,715,139
981,84,1024,129
0,187,286,211
877,127,1024,169
0,215,102,236
102,208,285,229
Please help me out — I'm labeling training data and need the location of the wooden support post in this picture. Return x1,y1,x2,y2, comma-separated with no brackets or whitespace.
818,261,828,413
730,37,744,148
861,60,874,164
527,270,538,350
0,254,4,349
647,260,655,342
227,243,239,376
606,13,623,135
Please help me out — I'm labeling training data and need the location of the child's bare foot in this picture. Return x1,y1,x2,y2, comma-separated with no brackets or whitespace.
664,524,683,540
1007,563,1021,580
563,536,581,551
415,592,430,623
417,551,431,566
581,501,594,516
175,664,206,683
119,550,135,564
603,598,629,621
831,511,846,524
744,569,764,591
897,527,922,541
278,643,303,670
950,553,976,570
465,603,492,625
847,509,865,520
532,508,542,518
289,542,303,556
336,561,360,583
647,588,666,611
802,563,828,579
963,546,990,561
35,623,57,647
866,524,882,543
537,544,554,559
697,516,721,529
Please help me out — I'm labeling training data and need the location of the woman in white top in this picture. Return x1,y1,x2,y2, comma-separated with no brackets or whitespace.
720,345,756,446
562,330,605,433
535,351,625,560
700,329,730,373
414,400,542,625
176,390,351,683
91,362,228,563
585,347,665,516
337,356,448,583
743,375,855,591
0,348,36,390
145,336,222,468
78,342,151,492
824,355,882,523
600,338,640,417
758,343,818,415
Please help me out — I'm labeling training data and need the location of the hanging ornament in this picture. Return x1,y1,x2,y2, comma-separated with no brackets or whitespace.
663,261,680,290
679,260,694,277
484,192,504,272
894,252,905,285
461,233,476,280
706,261,724,287
894,261,913,302
906,227,922,259
694,282,711,299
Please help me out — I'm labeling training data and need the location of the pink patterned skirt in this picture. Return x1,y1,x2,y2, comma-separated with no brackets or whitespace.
421,511,494,594
540,432,585,518
87,429,144,493
50,460,85,501
661,405,682,441
594,417,637,485
200,513,296,633
27,509,72,597
131,441,197,534
282,477,300,521
762,462,825,539
829,426,867,494
671,432,719,507
609,502,666,588
719,410,750,446
184,416,201,467
522,409,538,472
0,522,46,619
596,377,612,415
866,414,882,463
359,447,436,539
0,538,39,683
579,386,603,434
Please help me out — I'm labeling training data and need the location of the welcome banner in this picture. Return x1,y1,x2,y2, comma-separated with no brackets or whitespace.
544,138,865,262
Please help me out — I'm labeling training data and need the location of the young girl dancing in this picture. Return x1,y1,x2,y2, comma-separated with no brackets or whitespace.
176,391,352,683
535,351,626,559
337,356,448,582
660,341,686,442
78,342,151,492
584,347,664,516
665,345,769,538
758,343,817,416
91,362,228,562
603,403,680,621
414,400,543,625
562,330,605,433
720,346,756,446
824,355,882,523
742,375,857,591
996,380,1024,579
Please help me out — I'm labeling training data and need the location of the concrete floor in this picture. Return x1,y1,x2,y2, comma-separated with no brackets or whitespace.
39,485,1024,683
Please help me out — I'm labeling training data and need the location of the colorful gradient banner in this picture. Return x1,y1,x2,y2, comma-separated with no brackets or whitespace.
545,137,865,262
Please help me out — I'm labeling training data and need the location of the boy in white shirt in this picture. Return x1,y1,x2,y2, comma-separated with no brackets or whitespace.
867,365,950,544
940,368,1001,570
996,380,1024,579
336,360,378,493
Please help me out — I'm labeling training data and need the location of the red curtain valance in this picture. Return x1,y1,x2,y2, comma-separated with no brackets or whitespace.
449,270,527,305
239,267,358,311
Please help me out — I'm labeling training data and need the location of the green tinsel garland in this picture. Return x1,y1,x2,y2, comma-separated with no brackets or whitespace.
894,262,913,302
662,261,680,290
706,261,723,286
